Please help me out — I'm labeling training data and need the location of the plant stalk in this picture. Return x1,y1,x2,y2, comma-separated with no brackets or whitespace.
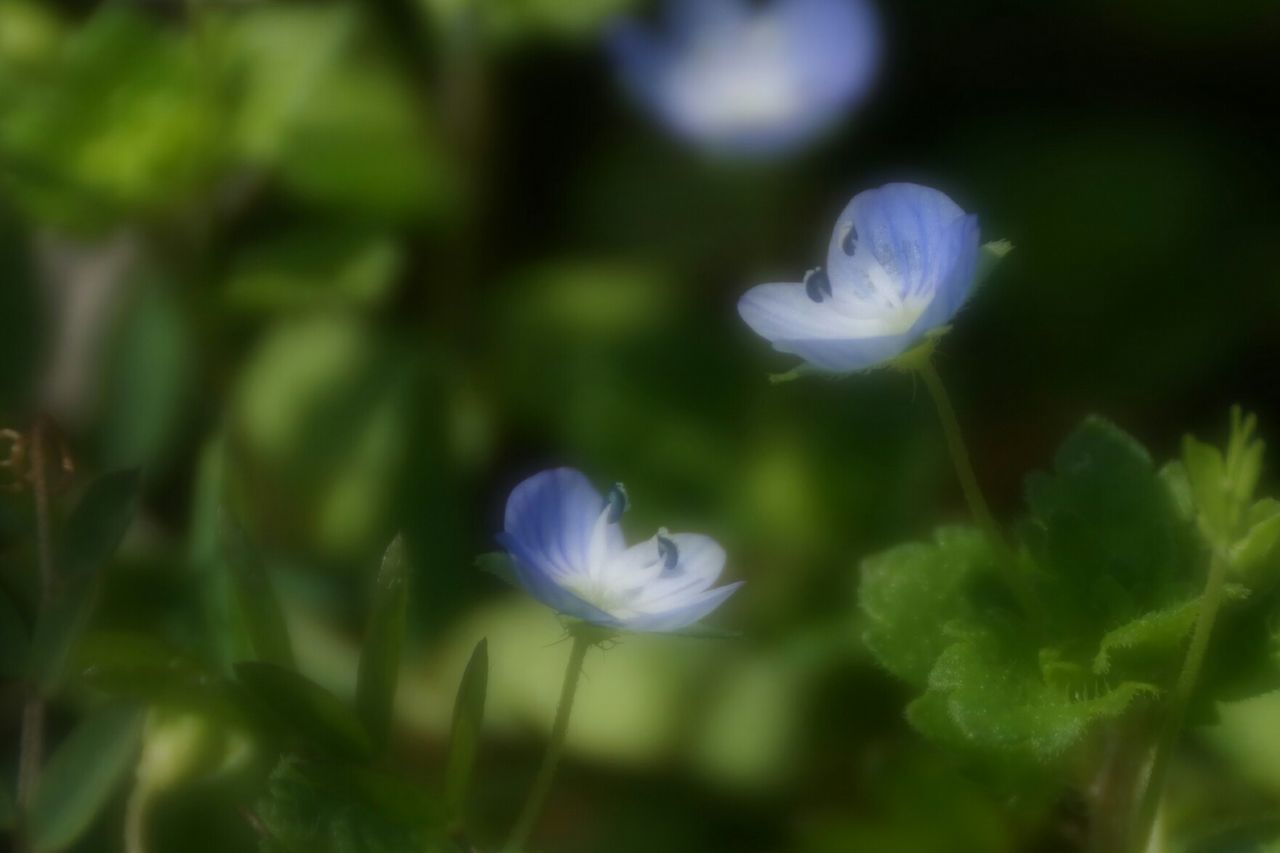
917,359,1040,619
1132,550,1230,850
504,633,590,852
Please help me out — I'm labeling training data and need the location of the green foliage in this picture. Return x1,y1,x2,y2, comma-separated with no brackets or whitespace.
445,638,488,819
0,6,225,230
253,756,447,853
235,662,373,760
861,418,1219,763
221,512,296,669
423,0,640,41
355,536,409,752
27,705,143,852
28,469,141,693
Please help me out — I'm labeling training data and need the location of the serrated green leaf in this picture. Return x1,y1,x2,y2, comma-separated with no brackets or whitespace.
1092,597,1201,675
356,535,408,752
860,527,998,688
923,633,1157,762
1184,434,1232,544
28,704,143,852
221,511,295,669
476,551,519,588
1159,460,1195,522
1026,417,1195,638
445,638,487,818
28,469,141,692
235,662,372,759
1233,500,1280,581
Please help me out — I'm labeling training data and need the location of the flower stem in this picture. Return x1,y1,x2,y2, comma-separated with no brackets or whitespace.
1132,550,1230,851
916,359,1039,619
504,633,591,852
16,419,55,851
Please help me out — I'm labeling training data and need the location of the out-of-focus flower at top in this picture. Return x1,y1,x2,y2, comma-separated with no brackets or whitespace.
497,468,741,632
738,182,982,373
608,0,881,157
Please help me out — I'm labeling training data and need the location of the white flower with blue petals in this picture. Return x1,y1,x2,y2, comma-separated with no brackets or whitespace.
738,182,982,373
498,468,741,632
609,0,881,156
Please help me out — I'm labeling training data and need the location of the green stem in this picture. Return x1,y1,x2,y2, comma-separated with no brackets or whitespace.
17,421,54,831
916,360,1039,619
504,633,590,852
1133,550,1230,851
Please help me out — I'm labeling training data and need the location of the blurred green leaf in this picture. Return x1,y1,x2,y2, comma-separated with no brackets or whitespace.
1092,596,1201,675
254,756,446,853
356,535,408,752
224,228,403,314
28,468,141,692
235,662,372,759
1234,499,1280,582
861,527,997,688
0,6,224,229
28,704,143,852
476,551,519,589
221,512,295,669
444,637,487,818
424,0,639,41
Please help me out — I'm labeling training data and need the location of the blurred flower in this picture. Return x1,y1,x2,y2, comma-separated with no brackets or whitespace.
738,182,981,372
498,467,741,631
608,0,880,157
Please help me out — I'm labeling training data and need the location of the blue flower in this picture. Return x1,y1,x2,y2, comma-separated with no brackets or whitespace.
738,182,981,372
609,0,881,157
498,468,742,632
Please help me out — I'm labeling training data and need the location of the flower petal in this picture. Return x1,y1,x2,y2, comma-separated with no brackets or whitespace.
827,183,970,303
622,582,744,633
498,533,621,627
772,332,918,372
626,533,727,612
502,468,622,584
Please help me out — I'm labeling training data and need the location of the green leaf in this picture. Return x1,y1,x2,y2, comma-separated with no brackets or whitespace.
921,632,1157,762
356,535,409,752
254,756,446,853
28,704,143,852
860,527,999,688
476,551,519,589
221,511,295,669
1233,499,1280,581
1026,416,1196,638
235,662,372,759
445,638,488,818
1183,434,1232,544
1092,597,1201,675
28,469,141,692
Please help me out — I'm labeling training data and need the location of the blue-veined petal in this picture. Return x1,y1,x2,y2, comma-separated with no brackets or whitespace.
502,468,623,583
623,582,744,632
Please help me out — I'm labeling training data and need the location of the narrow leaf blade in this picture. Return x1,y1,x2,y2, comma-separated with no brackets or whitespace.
220,511,295,669
28,705,143,852
444,638,488,818
355,534,409,752
235,662,372,759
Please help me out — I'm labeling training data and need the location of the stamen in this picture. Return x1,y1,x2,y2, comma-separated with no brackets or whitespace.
656,531,679,572
804,267,832,303
841,223,858,256
604,483,629,523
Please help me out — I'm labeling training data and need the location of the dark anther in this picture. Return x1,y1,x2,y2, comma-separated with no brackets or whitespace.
605,483,629,523
656,534,679,572
841,223,859,255
804,267,832,303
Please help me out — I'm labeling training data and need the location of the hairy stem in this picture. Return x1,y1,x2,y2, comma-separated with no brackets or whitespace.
1133,550,1230,850
917,359,1040,618
504,634,590,852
